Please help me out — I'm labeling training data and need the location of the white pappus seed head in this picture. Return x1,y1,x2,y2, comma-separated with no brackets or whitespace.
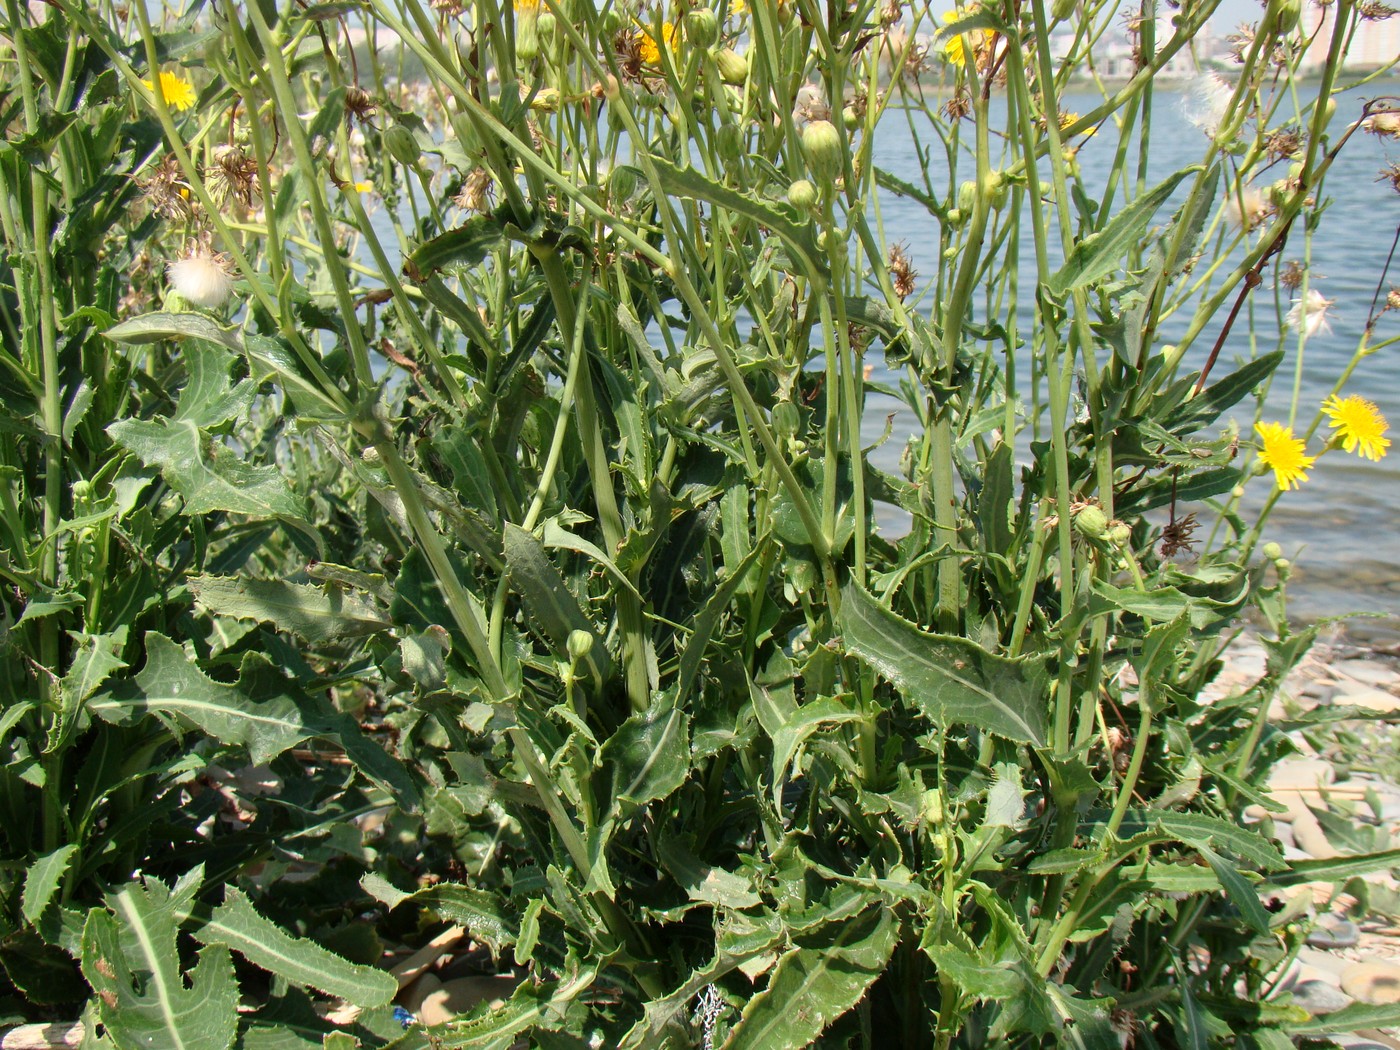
167,244,236,309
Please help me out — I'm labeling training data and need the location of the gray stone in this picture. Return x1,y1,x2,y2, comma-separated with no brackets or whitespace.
1336,659,1400,688
1307,914,1361,950
1288,979,1354,1015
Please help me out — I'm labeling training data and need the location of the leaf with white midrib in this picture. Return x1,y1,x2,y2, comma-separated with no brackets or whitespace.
192,889,396,1007
838,583,1049,746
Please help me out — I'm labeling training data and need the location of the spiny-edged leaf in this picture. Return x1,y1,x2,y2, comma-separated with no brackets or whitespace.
751,684,862,808
504,525,609,683
1270,846,1400,886
598,697,690,815
675,537,768,707
191,888,395,1007
650,159,821,276
1165,351,1284,434
1046,985,1122,1050
88,633,313,765
61,629,127,707
82,873,239,1050
172,343,257,428
1287,1001,1400,1034
923,942,1022,1000
724,905,899,1050
655,831,762,910
21,844,78,925
432,963,599,1046
360,878,517,956
405,215,505,277
838,582,1049,746
1200,848,1272,934
1048,165,1201,296
104,311,241,351
189,575,391,643
108,416,304,519
1097,811,1286,871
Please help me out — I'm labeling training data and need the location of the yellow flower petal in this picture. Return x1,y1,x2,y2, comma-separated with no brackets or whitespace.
1322,394,1391,462
1255,421,1316,491
142,70,197,112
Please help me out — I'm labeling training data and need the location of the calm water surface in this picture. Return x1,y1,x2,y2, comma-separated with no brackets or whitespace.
865,80,1400,637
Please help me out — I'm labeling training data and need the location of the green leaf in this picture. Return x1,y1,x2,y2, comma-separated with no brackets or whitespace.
1287,1001,1400,1034
1048,166,1201,296
192,888,396,1007
504,525,610,683
89,633,313,765
1270,846,1400,885
1099,811,1285,872
923,942,1023,1000
433,964,598,1046
21,845,78,926
752,687,863,807
1165,352,1284,434
189,575,391,643
1201,848,1271,934
104,311,241,351
655,832,762,910
82,873,239,1050
725,906,899,1050
838,582,1049,746
598,698,690,815
404,216,505,277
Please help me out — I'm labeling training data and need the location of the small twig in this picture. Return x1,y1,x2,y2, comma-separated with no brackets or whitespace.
1364,222,1399,335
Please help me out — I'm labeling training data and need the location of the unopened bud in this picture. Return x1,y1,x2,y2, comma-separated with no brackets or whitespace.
1052,0,1075,20
1262,542,1283,560
922,788,944,825
1108,522,1132,546
714,47,748,85
515,1,540,60
802,119,843,188
567,629,594,661
1269,0,1300,34
787,178,818,211
957,178,977,213
685,6,718,47
383,124,421,168
1074,504,1109,540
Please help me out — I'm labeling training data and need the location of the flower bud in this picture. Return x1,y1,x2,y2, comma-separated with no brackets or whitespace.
787,178,818,211
945,208,964,228
1262,542,1283,560
714,47,748,84
772,400,801,437
685,6,719,48
956,178,977,212
537,9,558,46
1073,504,1109,540
515,0,541,60
567,629,594,661
1052,0,1075,20
608,164,640,201
802,119,843,189
842,105,861,131
922,788,945,826
716,122,744,165
983,169,1008,210
1269,0,1300,34
1108,522,1132,547
383,124,421,168
530,87,561,112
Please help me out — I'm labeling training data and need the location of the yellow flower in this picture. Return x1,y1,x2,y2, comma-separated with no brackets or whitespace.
635,21,679,65
941,7,987,68
352,180,374,193
1255,421,1316,491
141,70,197,112
729,0,747,17
1322,394,1391,462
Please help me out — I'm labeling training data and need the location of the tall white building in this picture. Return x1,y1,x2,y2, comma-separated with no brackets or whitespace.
1299,4,1400,72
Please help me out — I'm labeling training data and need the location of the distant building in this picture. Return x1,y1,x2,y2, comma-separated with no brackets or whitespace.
1299,4,1400,72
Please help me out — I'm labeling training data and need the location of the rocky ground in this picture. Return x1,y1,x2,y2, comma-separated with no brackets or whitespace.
1214,628,1400,1046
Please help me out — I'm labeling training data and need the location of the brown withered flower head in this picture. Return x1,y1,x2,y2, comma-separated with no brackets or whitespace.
888,242,917,300
431,0,466,15
1379,162,1400,194
614,27,647,83
138,153,195,221
1358,1,1396,19
205,145,260,210
1160,512,1200,559
1279,259,1306,290
344,86,379,127
1264,127,1302,160
453,167,494,213
942,89,972,122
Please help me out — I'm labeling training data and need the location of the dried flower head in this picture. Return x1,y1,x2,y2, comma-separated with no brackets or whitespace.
1389,287,1400,313
431,0,465,15
453,167,494,213
1226,185,1271,231
167,241,237,309
1357,0,1396,18
1285,287,1334,338
1279,260,1306,289
1264,128,1302,160
138,153,195,220
1364,109,1400,140
792,82,831,126
1380,162,1400,194
344,86,378,127
204,145,260,210
1160,512,1200,559
942,89,972,122
613,27,648,82
1226,22,1254,63
888,242,917,300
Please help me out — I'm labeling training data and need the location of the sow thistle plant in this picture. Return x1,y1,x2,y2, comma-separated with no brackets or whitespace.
4,0,1400,1045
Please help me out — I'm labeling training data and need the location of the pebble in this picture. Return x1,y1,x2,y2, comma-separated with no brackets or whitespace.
1340,688,1400,714
1336,660,1400,688
1292,808,1340,859
1308,914,1362,950
1340,960,1400,1004
1289,979,1355,1015
1270,758,1337,793
416,976,522,1026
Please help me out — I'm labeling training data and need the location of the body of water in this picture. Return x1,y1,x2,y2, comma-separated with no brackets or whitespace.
865,79,1400,637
